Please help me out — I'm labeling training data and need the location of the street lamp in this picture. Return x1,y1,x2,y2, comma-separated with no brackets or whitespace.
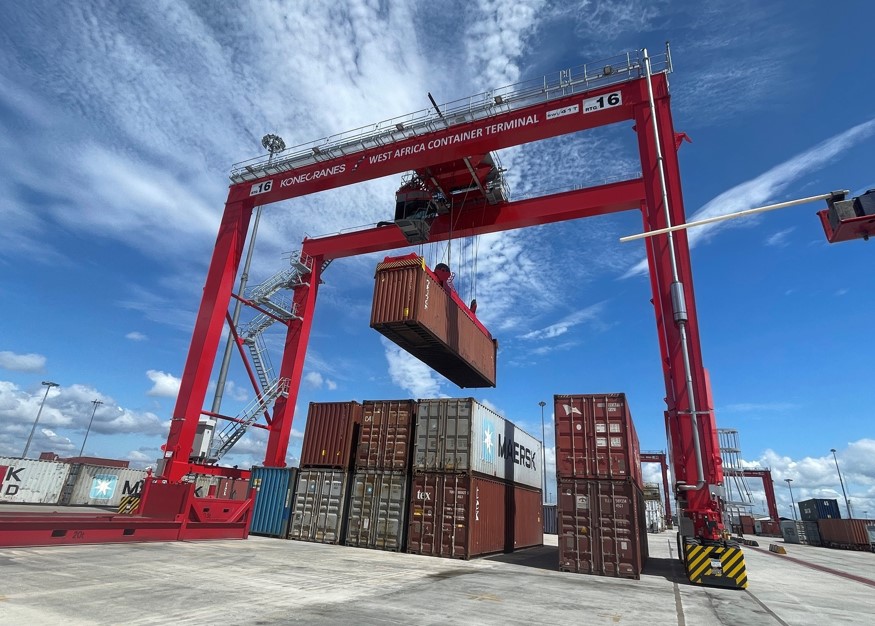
539,401,548,504
784,478,797,521
22,381,59,458
78,399,104,457
830,448,852,519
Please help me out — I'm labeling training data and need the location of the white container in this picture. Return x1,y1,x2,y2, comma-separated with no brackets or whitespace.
414,398,543,490
60,465,147,506
0,457,72,504
645,498,666,532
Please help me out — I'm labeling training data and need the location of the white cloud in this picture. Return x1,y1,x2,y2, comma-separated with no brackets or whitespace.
834,288,849,297
146,370,180,398
325,379,338,391
623,117,875,278
382,339,444,398
125,331,148,341
521,302,606,341
765,227,795,247
0,350,46,372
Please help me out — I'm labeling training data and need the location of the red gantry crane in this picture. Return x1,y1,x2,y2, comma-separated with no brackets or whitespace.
159,46,749,587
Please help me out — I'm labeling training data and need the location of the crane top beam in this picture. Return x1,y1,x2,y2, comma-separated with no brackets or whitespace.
226,49,671,206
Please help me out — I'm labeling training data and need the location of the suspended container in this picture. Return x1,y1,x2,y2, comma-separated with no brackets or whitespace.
288,469,351,544
0,458,71,504
553,393,642,487
249,467,298,538
414,398,542,490
345,470,410,551
406,473,542,559
300,401,362,470
557,478,648,579
370,254,498,388
356,399,417,471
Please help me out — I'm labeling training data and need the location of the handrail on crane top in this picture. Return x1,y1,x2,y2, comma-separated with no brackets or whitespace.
229,49,671,184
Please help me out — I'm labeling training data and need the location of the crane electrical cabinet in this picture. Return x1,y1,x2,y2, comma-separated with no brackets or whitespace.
159,47,748,588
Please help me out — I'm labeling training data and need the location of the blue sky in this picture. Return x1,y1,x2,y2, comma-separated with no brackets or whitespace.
1,1,873,519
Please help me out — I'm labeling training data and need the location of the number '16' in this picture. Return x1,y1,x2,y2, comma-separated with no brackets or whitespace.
595,93,621,108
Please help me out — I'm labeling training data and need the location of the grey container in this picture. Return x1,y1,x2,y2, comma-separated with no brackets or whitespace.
59,465,147,507
414,398,542,489
0,458,71,504
288,469,350,544
543,504,558,535
345,471,409,551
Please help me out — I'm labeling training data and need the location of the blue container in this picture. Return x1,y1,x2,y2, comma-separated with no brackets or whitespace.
798,498,841,522
249,467,298,538
543,504,558,534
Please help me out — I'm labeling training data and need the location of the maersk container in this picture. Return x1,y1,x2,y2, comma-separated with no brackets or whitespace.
407,472,542,559
0,457,71,504
557,478,648,579
798,498,841,522
553,394,642,487
345,470,409,551
370,254,498,388
288,469,351,544
356,400,416,471
249,467,298,538
300,401,362,470
816,518,875,551
59,465,147,507
413,398,542,490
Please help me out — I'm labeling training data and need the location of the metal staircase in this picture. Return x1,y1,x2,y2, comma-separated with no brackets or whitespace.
206,253,332,462
208,377,290,461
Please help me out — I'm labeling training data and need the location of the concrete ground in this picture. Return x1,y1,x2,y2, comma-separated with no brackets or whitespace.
0,531,872,625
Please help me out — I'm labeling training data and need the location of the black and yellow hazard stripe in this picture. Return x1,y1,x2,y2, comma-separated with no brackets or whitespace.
117,495,141,515
684,542,748,589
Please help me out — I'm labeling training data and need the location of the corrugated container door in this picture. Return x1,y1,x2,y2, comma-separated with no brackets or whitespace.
414,399,473,472
0,458,71,504
512,485,544,549
557,478,645,579
553,394,641,485
357,400,416,471
300,402,362,469
345,471,409,551
408,473,471,558
289,469,350,544
249,467,298,538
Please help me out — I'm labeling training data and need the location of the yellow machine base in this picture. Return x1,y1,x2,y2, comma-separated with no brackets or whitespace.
684,540,748,589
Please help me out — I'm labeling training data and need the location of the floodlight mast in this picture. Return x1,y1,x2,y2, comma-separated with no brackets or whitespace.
160,47,747,588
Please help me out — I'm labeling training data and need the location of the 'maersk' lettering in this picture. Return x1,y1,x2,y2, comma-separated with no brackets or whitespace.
497,434,537,470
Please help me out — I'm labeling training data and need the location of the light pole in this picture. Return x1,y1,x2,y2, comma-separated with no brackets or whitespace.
539,401,548,504
78,399,104,457
830,448,852,519
22,381,59,458
784,478,797,521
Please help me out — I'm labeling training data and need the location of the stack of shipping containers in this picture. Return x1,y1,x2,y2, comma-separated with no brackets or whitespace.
406,398,543,559
798,497,872,551
553,393,648,579
289,402,361,544
345,400,416,551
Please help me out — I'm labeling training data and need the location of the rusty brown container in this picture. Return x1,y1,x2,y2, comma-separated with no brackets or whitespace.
407,472,542,559
215,477,250,500
553,394,642,487
816,519,875,550
356,400,417,471
557,478,647,579
300,402,362,469
370,255,497,388
740,515,755,535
